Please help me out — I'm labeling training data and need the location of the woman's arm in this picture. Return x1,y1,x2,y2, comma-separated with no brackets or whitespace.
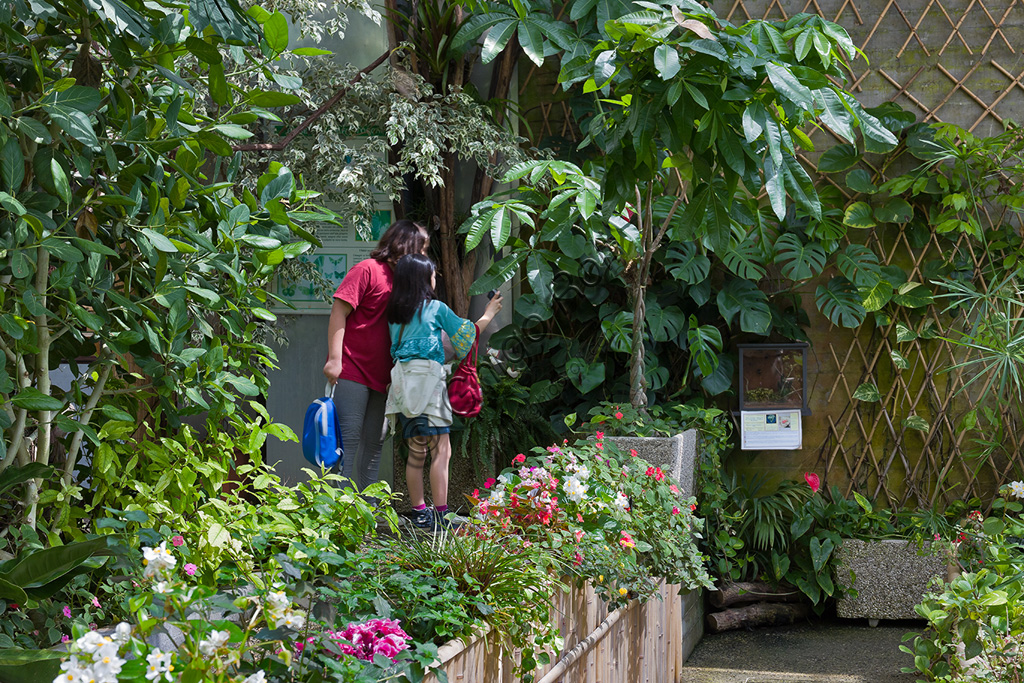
474,292,503,331
323,298,353,382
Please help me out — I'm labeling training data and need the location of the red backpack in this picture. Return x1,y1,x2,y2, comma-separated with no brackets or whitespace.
448,325,483,418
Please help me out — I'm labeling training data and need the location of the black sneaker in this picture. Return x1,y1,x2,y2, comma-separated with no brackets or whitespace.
434,511,465,531
408,508,435,530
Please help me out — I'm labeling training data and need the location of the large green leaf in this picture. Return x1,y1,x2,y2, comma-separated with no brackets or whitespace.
716,279,771,334
843,201,875,229
721,238,767,280
773,233,826,280
686,315,722,377
859,279,893,312
566,358,605,394
817,143,860,173
189,0,258,42
10,388,63,411
0,648,64,683
815,276,866,327
836,244,881,287
654,44,680,79
0,537,112,599
468,252,527,295
1,138,24,192
0,462,53,496
810,536,834,573
665,244,710,284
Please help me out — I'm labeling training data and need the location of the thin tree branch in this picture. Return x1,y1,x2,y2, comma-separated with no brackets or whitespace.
232,50,390,153
63,359,113,484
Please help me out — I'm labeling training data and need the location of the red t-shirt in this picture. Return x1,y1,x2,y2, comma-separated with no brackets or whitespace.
333,258,394,394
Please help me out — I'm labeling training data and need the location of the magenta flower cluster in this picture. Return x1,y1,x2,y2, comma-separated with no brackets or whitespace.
328,618,411,662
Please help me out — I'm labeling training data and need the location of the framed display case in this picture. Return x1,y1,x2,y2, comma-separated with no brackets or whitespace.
737,343,809,451
737,343,810,415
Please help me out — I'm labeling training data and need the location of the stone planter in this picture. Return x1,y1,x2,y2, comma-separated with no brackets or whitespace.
606,431,699,496
834,538,946,625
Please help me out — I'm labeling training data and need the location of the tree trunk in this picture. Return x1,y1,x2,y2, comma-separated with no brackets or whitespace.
709,582,804,608
705,602,810,633
628,278,647,410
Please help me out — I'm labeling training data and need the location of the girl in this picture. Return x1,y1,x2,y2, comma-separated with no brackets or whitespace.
384,254,503,530
322,220,429,491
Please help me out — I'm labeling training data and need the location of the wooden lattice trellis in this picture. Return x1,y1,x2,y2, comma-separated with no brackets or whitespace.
517,0,1024,507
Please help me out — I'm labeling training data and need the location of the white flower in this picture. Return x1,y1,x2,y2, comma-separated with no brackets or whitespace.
153,581,169,594
113,622,132,644
506,367,520,378
266,590,290,612
91,647,125,681
488,489,505,504
575,466,590,481
243,672,267,683
54,655,89,683
75,631,111,655
613,492,629,510
144,649,173,682
142,542,177,580
282,610,306,630
198,630,230,657
1009,481,1024,499
563,476,588,503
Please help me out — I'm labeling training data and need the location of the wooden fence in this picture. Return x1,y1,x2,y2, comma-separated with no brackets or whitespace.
426,580,701,683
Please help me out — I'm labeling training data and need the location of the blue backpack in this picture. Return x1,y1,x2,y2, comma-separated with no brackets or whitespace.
302,384,344,469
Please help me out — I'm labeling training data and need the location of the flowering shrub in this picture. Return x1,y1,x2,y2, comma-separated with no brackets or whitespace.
904,485,1024,682
471,434,713,607
329,619,411,662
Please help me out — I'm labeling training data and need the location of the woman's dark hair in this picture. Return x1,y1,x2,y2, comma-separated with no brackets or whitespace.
387,254,436,325
371,219,428,265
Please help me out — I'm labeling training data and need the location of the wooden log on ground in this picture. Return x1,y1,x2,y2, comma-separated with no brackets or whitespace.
709,581,803,608
705,602,810,634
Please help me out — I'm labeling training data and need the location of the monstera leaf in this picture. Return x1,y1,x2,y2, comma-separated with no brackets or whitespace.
815,276,866,328
774,233,826,280
717,279,771,335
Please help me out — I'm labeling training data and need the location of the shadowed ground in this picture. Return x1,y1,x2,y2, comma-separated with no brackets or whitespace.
681,619,922,683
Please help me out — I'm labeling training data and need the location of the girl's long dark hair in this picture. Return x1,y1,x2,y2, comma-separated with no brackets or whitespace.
371,219,427,265
387,254,436,325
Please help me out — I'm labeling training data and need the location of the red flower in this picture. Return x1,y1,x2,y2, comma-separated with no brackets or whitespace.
472,489,479,497
513,453,526,464
629,449,638,457
595,431,604,440
672,507,680,515
615,412,624,420
689,503,697,511
804,472,820,494
619,532,636,549
484,478,496,489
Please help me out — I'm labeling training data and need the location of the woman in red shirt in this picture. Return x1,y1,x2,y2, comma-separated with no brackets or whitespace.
323,220,428,490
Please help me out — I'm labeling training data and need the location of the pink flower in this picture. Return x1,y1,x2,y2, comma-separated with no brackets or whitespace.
629,449,638,457
574,529,584,542
669,484,680,494
615,412,623,420
619,532,636,549
171,535,184,547
573,552,583,566
184,563,197,576
91,597,100,608
484,478,496,489
513,454,525,464
595,431,604,440
804,472,820,493
61,634,70,643
62,605,71,618
672,507,680,515
933,533,941,541
596,443,603,450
